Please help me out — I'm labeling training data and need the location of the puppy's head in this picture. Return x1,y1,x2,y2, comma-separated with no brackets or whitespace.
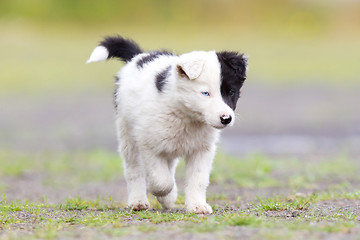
176,51,247,129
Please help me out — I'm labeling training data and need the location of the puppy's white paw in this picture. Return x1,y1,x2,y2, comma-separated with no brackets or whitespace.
186,202,213,214
157,184,178,209
128,200,150,211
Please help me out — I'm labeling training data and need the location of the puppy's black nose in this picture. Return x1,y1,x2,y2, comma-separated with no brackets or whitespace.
220,115,232,125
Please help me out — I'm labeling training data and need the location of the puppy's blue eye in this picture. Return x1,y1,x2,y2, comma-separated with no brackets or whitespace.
201,91,210,96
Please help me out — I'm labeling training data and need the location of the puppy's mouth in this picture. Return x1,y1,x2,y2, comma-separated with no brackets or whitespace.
211,124,227,130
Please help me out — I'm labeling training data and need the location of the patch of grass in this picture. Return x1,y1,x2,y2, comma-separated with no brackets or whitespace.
1,194,360,239
1,150,358,192
251,190,360,215
103,227,132,238
0,151,40,177
317,190,360,201
285,220,356,234
211,152,360,190
257,230,295,240
147,196,163,210
1,150,360,238
59,196,120,211
317,154,357,177
59,197,91,211
211,152,280,188
0,150,123,189
134,210,200,224
251,195,313,213
223,213,262,227
76,211,125,228
43,150,123,184
288,154,359,189
288,154,358,188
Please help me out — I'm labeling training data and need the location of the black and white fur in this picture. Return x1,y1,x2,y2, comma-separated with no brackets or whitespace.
87,36,247,214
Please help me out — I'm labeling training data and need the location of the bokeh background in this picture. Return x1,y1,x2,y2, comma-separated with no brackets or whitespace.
1,0,360,157
1,3,360,238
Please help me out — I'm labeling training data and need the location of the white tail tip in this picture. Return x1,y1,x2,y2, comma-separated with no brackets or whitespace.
86,46,109,64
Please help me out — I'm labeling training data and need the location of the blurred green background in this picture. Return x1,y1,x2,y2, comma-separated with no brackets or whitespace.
1,0,359,96
0,0,359,155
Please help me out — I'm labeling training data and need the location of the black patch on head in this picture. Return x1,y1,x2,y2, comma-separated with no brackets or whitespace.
217,51,248,110
136,51,174,68
155,66,171,92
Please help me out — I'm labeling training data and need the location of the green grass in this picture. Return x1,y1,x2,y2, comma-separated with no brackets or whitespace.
0,150,123,186
1,192,359,239
211,152,359,189
250,190,360,214
251,195,312,212
0,150,358,190
59,197,96,211
0,151,38,177
211,152,281,188
1,150,360,239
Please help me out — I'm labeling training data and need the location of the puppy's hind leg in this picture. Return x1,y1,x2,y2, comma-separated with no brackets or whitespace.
117,119,149,211
157,158,179,209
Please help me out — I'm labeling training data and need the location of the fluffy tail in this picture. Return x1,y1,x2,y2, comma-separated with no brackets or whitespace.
87,36,143,63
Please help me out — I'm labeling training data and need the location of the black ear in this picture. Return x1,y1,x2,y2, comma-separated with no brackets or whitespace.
217,51,248,110
217,51,248,79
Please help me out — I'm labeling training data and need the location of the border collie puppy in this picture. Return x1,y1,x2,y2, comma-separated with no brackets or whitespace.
87,36,247,214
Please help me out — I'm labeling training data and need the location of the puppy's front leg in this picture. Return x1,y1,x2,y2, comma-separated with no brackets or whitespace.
142,150,174,198
185,148,215,214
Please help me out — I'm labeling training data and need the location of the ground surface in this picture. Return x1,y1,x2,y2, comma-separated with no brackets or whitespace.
1,83,360,239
